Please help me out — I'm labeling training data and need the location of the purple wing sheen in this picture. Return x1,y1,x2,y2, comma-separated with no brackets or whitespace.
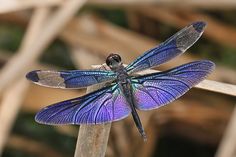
131,60,215,110
26,70,116,89
35,84,131,125
126,21,206,74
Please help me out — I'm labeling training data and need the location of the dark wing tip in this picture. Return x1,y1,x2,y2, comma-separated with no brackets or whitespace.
192,21,207,33
26,70,40,82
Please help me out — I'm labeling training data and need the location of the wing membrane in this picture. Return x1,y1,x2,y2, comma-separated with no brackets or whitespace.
131,60,215,110
35,84,131,124
26,70,116,89
126,21,206,74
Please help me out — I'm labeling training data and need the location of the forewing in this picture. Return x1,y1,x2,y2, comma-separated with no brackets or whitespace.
126,21,206,74
131,60,215,110
26,70,116,89
35,84,131,124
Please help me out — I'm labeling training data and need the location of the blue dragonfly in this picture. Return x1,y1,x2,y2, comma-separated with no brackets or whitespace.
26,21,215,141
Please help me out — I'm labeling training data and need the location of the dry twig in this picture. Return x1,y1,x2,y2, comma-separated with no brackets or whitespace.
0,0,62,13
0,0,87,95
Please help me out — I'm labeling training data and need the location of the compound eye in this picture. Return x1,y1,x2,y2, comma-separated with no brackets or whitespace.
106,57,112,66
114,54,121,62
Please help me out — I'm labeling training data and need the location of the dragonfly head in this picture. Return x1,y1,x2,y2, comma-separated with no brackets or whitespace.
106,53,122,70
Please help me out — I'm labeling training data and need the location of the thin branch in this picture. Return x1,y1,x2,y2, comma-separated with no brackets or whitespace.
0,0,62,13
0,0,87,95
196,80,236,97
20,8,50,52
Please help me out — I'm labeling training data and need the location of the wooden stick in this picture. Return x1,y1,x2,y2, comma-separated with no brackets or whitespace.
20,8,50,52
75,122,111,157
0,0,87,95
215,105,236,157
0,79,29,155
74,81,111,157
195,80,236,97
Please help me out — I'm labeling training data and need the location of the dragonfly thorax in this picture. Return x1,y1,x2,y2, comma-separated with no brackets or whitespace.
106,53,122,70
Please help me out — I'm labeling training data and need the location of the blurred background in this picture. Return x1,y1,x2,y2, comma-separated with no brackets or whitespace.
0,0,236,157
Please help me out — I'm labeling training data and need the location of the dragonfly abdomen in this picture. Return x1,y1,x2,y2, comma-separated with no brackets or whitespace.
119,80,147,141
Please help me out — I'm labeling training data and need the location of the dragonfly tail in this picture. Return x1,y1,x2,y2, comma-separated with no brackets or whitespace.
131,109,147,141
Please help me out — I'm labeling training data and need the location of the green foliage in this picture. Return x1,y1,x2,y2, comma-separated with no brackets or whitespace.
204,10,236,26
191,38,236,69
81,6,128,27
0,23,24,52
40,40,76,70
3,148,35,157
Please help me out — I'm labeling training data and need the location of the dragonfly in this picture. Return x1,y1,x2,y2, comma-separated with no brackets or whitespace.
26,21,215,141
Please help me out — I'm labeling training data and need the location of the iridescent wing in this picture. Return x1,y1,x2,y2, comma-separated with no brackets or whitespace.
131,60,215,110
26,70,116,89
35,84,131,124
126,21,206,74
